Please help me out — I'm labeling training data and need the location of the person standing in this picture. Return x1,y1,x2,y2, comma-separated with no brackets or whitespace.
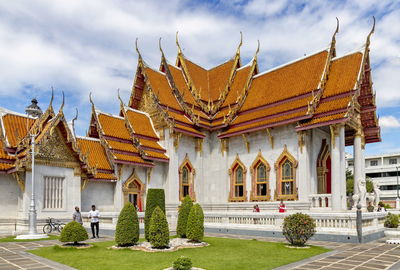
88,205,100,238
279,200,286,213
73,206,83,225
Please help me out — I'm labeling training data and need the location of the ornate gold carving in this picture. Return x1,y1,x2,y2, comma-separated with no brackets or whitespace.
146,167,153,184
329,125,340,149
173,132,182,151
266,128,274,149
297,131,306,153
195,138,203,154
242,134,250,153
81,178,89,191
220,138,229,156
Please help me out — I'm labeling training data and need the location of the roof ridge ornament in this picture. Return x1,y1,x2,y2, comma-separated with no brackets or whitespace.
71,108,78,138
49,87,54,109
235,31,243,56
176,31,183,55
135,38,143,61
365,16,376,50
117,88,125,107
59,91,65,113
330,17,339,57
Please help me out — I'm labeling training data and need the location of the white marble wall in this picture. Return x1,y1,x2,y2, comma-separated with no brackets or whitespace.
0,174,19,218
82,181,115,212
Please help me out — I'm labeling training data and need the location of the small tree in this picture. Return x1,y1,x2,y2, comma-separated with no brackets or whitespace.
384,213,399,228
59,221,88,245
149,206,170,248
186,203,204,242
173,256,193,270
145,189,165,241
282,213,316,246
115,203,139,247
176,195,193,238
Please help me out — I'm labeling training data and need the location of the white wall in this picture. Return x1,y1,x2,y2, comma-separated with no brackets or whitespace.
0,174,19,219
82,181,115,212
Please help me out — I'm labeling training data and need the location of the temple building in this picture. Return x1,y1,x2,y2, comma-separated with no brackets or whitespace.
0,21,383,237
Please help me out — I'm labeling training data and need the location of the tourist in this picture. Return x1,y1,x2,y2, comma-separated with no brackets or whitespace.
279,200,286,213
88,205,100,238
255,204,260,213
367,202,374,212
72,206,83,225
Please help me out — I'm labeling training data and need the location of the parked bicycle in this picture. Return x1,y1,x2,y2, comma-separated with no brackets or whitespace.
43,217,65,234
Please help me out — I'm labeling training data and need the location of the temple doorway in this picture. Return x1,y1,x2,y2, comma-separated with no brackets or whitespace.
123,173,145,212
317,139,331,194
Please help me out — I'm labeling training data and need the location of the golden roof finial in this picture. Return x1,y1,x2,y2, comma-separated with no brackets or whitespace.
71,108,78,138
135,38,143,60
49,87,54,109
59,91,65,112
235,31,243,56
117,88,125,107
159,37,165,58
366,16,376,49
254,40,260,59
176,31,183,55
89,92,95,110
330,17,340,57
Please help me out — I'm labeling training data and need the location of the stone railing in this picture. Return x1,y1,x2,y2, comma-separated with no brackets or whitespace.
309,194,332,209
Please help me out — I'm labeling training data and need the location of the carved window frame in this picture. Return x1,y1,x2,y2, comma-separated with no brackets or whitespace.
229,155,247,202
274,145,298,201
179,155,196,201
250,151,271,201
123,170,145,211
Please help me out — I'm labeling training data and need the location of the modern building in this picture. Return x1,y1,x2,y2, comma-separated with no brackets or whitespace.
0,22,387,242
346,153,400,208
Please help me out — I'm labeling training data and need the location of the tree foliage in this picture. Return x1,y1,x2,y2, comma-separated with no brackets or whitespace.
115,203,139,247
145,189,165,241
176,196,193,238
173,256,193,270
346,170,373,195
149,206,170,248
282,213,316,246
384,213,399,228
59,221,88,244
186,203,204,242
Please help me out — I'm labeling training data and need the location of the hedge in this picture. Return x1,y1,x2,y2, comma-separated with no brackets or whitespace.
186,203,204,242
149,206,170,248
115,203,139,246
282,213,316,246
59,221,88,245
145,189,165,241
384,213,399,228
176,195,193,238
173,256,193,270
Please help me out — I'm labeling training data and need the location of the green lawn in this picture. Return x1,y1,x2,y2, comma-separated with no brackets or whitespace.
30,237,328,270
0,234,58,242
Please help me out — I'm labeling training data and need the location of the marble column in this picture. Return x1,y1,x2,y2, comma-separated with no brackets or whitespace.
297,131,311,202
353,131,366,208
331,125,346,211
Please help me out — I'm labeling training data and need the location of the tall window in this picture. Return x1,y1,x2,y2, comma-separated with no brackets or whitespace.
370,160,378,166
179,155,196,201
229,155,247,202
389,158,397,165
123,171,145,212
275,145,298,200
281,159,294,195
43,176,65,209
250,152,270,201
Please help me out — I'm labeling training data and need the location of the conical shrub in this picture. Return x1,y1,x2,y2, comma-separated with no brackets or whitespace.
186,203,204,242
59,221,88,245
149,206,170,248
176,195,193,238
145,189,165,241
115,203,139,246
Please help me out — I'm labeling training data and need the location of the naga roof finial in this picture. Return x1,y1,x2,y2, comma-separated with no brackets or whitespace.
49,87,54,109
89,92,95,109
117,88,125,107
330,17,340,57
59,91,65,112
176,31,183,55
135,38,142,60
366,16,376,49
235,31,243,56
71,108,78,138
253,40,260,60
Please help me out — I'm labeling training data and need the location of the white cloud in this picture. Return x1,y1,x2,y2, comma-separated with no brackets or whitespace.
379,116,400,128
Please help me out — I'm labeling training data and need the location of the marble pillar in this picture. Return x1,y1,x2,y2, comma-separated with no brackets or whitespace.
353,133,365,208
331,125,346,211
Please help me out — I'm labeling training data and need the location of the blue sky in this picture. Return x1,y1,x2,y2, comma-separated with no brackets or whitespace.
0,0,399,155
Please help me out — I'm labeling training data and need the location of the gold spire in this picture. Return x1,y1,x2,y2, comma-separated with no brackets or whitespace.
235,31,243,56
59,91,65,113
176,31,183,55
71,108,78,138
330,17,339,57
365,16,376,51
135,38,143,61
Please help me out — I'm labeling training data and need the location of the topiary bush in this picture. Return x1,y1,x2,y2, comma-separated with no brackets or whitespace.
186,203,204,242
149,206,170,249
115,203,139,247
59,221,88,245
145,189,165,241
173,256,193,270
176,195,193,238
282,213,316,246
384,213,399,228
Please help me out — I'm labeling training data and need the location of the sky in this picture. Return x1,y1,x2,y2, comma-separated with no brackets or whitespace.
0,0,399,155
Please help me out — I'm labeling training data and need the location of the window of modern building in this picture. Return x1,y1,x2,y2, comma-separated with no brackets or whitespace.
43,176,65,209
380,185,400,191
370,160,378,166
389,158,398,165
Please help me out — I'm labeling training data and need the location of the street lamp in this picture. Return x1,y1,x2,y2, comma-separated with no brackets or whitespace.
16,99,47,239
396,166,400,209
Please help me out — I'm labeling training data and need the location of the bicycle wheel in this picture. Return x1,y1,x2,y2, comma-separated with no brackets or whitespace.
57,223,65,232
43,224,52,234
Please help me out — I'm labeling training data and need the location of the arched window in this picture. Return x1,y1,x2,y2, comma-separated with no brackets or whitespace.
229,155,247,202
123,170,145,212
250,151,271,201
275,145,298,201
179,155,196,201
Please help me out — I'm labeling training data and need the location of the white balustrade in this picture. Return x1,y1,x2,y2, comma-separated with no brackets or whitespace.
309,194,332,209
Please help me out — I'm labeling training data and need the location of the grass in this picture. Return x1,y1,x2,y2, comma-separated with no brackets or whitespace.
0,234,58,242
30,237,328,270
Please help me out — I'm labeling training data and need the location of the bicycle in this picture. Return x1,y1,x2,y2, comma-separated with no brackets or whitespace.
43,217,65,234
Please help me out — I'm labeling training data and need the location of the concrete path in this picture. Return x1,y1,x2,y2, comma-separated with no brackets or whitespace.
0,234,399,270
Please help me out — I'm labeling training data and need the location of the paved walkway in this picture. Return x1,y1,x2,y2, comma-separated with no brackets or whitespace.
0,234,398,270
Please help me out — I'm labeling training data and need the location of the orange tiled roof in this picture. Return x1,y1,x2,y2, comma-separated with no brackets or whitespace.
144,150,169,160
241,50,328,111
105,139,138,154
168,65,197,105
222,65,252,107
97,113,131,140
113,152,153,166
0,163,14,171
174,123,205,137
299,112,347,128
138,139,165,151
2,114,35,147
76,137,113,171
125,109,159,139
94,172,117,180
0,140,14,161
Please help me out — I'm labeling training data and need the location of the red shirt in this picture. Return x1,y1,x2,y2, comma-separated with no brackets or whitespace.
279,204,286,213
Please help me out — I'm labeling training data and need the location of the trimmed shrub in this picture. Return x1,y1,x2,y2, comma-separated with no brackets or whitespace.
145,189,165,241
115,203,139,246
149,206,170,248
173,256,192,270
186,203,204,242
176,196,193,238
384,213,399,228
282,213,316,246
59,221,88,245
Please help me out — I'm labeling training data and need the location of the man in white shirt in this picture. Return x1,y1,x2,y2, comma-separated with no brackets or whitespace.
88,205,100,238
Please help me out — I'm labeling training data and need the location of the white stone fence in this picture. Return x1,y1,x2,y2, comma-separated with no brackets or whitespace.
309,194,332,209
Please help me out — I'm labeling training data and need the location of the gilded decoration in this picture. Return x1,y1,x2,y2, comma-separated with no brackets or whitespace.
266,128,274,149
242,134,250,153
297,131,306,153
274,145,298,201
220,138,229,156
195,138,203,154
250,150,271,201
228,154,247,202
122,169,145,210
178,154,196,201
